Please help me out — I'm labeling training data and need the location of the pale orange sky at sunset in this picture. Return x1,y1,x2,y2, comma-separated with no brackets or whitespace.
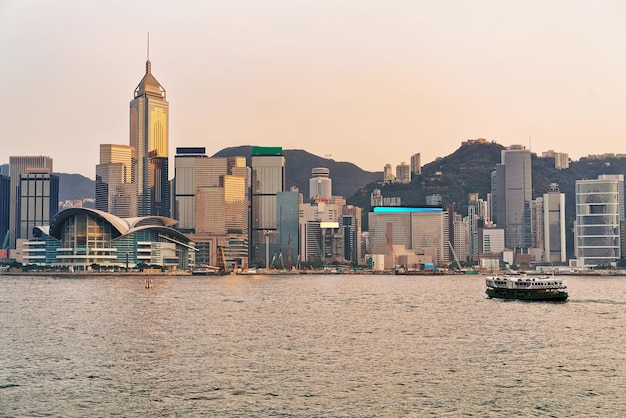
1,0,626,179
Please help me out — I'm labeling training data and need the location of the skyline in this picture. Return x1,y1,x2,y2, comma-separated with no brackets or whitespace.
1,1,626,179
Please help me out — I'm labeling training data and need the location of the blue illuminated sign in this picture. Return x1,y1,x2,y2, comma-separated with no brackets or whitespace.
372,207,442,213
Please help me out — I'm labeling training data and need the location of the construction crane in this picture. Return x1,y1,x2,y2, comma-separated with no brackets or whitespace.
447,241,463,271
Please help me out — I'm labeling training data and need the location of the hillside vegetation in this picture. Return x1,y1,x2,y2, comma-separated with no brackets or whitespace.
213,146,382,199
6,141,626,238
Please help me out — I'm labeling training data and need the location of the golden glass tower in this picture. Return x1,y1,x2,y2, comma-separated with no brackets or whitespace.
129,55,169,217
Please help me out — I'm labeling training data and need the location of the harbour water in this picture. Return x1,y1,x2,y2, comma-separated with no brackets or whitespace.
1,274,624,417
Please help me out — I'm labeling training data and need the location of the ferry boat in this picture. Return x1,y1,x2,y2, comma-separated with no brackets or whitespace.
191,266,228,276
485,274,568,301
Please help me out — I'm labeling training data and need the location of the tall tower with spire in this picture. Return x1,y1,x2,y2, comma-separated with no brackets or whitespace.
129,36,170,217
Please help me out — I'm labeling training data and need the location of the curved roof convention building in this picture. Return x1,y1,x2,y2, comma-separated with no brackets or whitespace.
25,208,194,270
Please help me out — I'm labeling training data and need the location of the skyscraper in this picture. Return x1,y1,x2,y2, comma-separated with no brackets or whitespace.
173,148,250,268
173,147,209,232
543,183,566,263
250,146,285,266
129,52,169,217
0,174,10,253
18,169,59,242
96,144,136,217
410,153,421,175
492,145,532,250
8,156,53,249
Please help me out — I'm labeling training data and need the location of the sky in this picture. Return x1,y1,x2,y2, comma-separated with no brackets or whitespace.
1,0,626,179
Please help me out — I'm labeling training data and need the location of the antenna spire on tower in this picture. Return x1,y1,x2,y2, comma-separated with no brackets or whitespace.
145,32,151,74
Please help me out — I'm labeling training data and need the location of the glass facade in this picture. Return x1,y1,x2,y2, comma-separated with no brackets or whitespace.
0,175,9,248
277,191,300,267
173,153,249,267
25,208,192,269
8,156,53,248
250,151,285,265
96,144,136,217
130,60,170,217
368,208,448,266
575,179,620,266
544,188,566,263
18,172,59,241
502,148,532,249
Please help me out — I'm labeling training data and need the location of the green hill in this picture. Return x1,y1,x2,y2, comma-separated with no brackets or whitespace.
213,146,382,199
346,140,505,215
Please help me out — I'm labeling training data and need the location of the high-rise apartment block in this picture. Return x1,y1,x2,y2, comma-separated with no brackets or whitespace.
130,57,169,217
410,153,421,175
542,150,569,170
395,162,411,183
383,164,395,183
96,144,136,217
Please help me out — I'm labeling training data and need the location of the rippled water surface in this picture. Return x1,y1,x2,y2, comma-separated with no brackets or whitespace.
1,274,625,416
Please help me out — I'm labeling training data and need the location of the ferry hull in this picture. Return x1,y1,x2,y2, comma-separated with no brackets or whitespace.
486,288,568,301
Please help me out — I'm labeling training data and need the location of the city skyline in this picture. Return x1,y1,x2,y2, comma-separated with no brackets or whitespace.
1,1,626,179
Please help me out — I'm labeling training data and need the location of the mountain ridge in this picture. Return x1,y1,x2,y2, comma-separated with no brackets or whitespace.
212,146,382,199
5,143,626,239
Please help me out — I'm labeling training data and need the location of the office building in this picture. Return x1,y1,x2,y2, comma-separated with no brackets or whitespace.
575,176,621,266
129,54,169,217
478,227,505,255
368,207,449,268
531,197,544,252
174,148,249,268
467,193,480,258
452,216,470,264
0,174,10,255
309,167,332,200
173,147,209,231
342,205,362,264
543,183,566,263
8,156,53,249
96,144,136,217
277,191,301,268
597,174,625,220
250,147,285,266
18,169,59,242
492,145,532,250
300,195,351,265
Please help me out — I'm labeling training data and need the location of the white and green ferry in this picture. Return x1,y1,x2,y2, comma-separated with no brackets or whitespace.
486,274,568,301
